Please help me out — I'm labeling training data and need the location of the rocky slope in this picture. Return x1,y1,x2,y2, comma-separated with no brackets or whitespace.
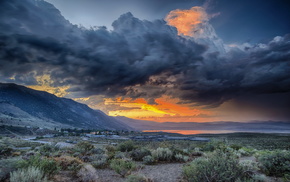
0,83,132,130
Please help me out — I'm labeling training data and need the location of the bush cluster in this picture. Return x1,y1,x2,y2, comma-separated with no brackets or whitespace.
201,141,226,152
54,156,83,172
75,141,95,154
152,147,173,162
114,151,127,159
174,153,189,162
77,164,99,182
89,154,109,169
0,146,13,157
110,159,137,177
0,158,19,181
182,151,254,182
230,144,243,151
142,155,155,165
130,148,151,161
257,150,290,177
18,155,60,177
38,143,61,157
238,147,256,157
118,141,136,152
10,166,49,182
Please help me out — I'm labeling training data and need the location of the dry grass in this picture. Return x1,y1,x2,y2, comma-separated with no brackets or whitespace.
54,155,83,172
77,164,99,182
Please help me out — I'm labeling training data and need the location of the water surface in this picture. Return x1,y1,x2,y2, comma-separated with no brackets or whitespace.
143,130,290,135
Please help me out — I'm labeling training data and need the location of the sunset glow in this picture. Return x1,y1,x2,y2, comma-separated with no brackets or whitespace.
104,97,213,122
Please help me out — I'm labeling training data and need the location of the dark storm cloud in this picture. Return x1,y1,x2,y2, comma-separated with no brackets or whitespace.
0,0,205,95
174,35,290,108
0,0,290,115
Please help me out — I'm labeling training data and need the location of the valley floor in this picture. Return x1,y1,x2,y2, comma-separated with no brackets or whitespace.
0,132,289,182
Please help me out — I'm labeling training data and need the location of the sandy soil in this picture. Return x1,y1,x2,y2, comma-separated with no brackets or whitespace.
53,163,184,182
98,163,183,182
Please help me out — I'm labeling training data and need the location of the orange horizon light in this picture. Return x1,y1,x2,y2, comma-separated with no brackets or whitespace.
104,97,214,123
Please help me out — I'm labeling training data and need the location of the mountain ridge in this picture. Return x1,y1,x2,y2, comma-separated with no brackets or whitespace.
115,116,290,132
0,82,132,131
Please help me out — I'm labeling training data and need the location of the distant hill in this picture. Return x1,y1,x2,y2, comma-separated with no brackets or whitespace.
0,83,132,130
115,116,290,133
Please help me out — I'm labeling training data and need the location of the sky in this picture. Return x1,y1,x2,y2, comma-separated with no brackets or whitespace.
45,0,290,43
0,0,290,123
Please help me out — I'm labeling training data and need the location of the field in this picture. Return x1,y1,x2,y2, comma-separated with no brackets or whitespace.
0,132,289,182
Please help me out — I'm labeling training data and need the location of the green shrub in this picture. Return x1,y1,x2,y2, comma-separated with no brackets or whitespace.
110,159,136,177
106,145,117,159
106,145,116,153
182,151,253,182
190,151,203,157
91,148,105,155
152,147,173,162
130,148,151,161
143,155,155,165
75,141,95,154
39,143,60,157
200,143,215,152
201,141,226,152
77,164,99,182
91,158,108,169
54,156,83,172
10,166,48,182
189,147,203,157
72,152,81,158
170,146,186,156
239,160,259,172
230,144,243,150
118,141,136,152
257,150,290,177
175,153,189,162
238,147,256,157
251,174,268,182
283,173,290,181
115,151,127,159
0,146,13,157
39,143,60,152
0,158,19,181
126,174,150,182
182,149,191,155
90,154,109,169
18,155,60,177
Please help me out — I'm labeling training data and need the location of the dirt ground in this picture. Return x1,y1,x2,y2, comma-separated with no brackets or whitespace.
98,163,183,182
53,163,184,182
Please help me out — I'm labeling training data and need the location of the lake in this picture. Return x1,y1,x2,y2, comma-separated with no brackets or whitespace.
142,130,290,135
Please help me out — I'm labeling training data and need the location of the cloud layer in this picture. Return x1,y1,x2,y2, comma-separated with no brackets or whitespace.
0,0,289,119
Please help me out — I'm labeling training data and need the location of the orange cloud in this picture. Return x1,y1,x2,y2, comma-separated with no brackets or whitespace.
165,6,208,36
26,74,216,123
105,98,174,118
104,96,214,122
